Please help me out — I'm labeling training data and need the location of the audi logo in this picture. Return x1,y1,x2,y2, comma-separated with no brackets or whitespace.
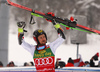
34,57,53,66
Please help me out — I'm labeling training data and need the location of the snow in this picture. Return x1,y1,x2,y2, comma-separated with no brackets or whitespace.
72,8,76,14
76,0,95,9
8,32,100,66
77,0,94,5
35,4,39,9
60,9,64,13
46,5,50,9
91,2,100,9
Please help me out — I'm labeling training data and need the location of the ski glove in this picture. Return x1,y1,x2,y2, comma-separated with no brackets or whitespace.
18,28,24,45
17,21,26,28
18,28,24,33
17,21,26,45
54,24,66,39
18,32,24,45
57,28,66,39
54,24,60,29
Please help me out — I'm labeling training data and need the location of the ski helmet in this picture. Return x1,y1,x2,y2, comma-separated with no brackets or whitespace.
33,29,47,44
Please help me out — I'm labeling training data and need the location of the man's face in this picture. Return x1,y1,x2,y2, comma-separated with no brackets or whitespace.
38,34,47,45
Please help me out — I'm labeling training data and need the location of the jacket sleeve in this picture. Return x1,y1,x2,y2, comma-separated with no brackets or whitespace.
49,35,65,55
21,39,35,56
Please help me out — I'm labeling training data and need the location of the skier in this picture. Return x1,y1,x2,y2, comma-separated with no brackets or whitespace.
17,21,65,72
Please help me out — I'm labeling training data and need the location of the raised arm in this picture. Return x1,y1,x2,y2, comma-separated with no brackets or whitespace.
17,21,35,55
49,23,65,54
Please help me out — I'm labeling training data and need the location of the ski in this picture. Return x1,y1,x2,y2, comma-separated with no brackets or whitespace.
7,0,100,35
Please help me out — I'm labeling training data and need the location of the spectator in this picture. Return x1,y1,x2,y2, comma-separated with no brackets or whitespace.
90,57,98,67
65,57,74,67
98,61,100,67
6,64,9,67
30,61,34,66
55,58,59,69
55,58,65,69
9,61,16,67
84,61,90,67
0,61,3,67
24,62,29,66
90,53,99,67
73,54,85,67
58,61,66,68
24,62,34,66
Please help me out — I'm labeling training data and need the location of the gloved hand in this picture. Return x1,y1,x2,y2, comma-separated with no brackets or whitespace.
17,21,27,33
54,24,66,39
54,24,60,29
17,21,26,45
18,28,24,33
17,21,26,28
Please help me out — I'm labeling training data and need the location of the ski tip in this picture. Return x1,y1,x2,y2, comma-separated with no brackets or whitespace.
70,16,74,21
66,27,70,30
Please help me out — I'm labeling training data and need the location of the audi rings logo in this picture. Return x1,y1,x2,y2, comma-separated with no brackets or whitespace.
35,57,53,66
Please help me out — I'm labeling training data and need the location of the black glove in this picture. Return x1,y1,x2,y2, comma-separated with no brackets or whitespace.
57,28,66,39
54,24,66,39
17,21,26,28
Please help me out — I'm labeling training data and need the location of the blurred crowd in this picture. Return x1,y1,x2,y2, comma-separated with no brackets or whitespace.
0,52,99,68
55,52,100,69
0,61,34,67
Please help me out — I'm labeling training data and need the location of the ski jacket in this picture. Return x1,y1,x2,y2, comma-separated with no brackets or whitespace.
21,36,65,72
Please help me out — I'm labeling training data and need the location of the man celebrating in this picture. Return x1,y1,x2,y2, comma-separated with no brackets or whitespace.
17,21,65,72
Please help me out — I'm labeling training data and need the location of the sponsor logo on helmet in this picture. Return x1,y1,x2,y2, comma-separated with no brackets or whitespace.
38,30,43,33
